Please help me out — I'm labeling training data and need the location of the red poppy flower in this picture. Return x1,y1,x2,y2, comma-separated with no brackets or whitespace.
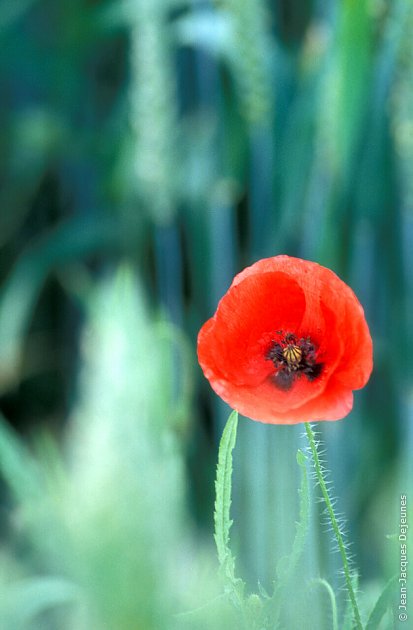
197,255,373,424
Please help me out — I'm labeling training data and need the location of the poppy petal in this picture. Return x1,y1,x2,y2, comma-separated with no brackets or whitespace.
207,374,354,424
198,271,306,386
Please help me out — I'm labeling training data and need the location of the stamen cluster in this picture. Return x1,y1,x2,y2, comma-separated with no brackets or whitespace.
266,332,323,390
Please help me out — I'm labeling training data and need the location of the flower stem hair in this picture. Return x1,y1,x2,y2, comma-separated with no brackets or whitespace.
304,422,363,630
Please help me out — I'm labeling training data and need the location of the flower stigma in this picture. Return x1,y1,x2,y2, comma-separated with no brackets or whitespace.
282,344,302,366
266,331,323,391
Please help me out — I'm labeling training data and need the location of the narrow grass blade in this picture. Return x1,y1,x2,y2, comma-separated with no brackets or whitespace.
276,449,310,581
269,449,310,625
308,578,339,630
365,574,398,630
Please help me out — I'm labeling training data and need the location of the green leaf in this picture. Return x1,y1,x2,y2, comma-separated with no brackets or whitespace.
214,410,246,615
365,575,398,630
257,581,270,600
214,410,238,567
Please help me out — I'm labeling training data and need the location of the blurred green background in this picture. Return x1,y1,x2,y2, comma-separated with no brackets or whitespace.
0,0,412,628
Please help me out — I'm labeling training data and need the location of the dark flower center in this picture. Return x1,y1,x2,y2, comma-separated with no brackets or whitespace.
266,332,323,391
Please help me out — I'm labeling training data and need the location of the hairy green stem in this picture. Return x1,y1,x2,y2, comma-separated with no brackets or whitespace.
304,422,363,630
